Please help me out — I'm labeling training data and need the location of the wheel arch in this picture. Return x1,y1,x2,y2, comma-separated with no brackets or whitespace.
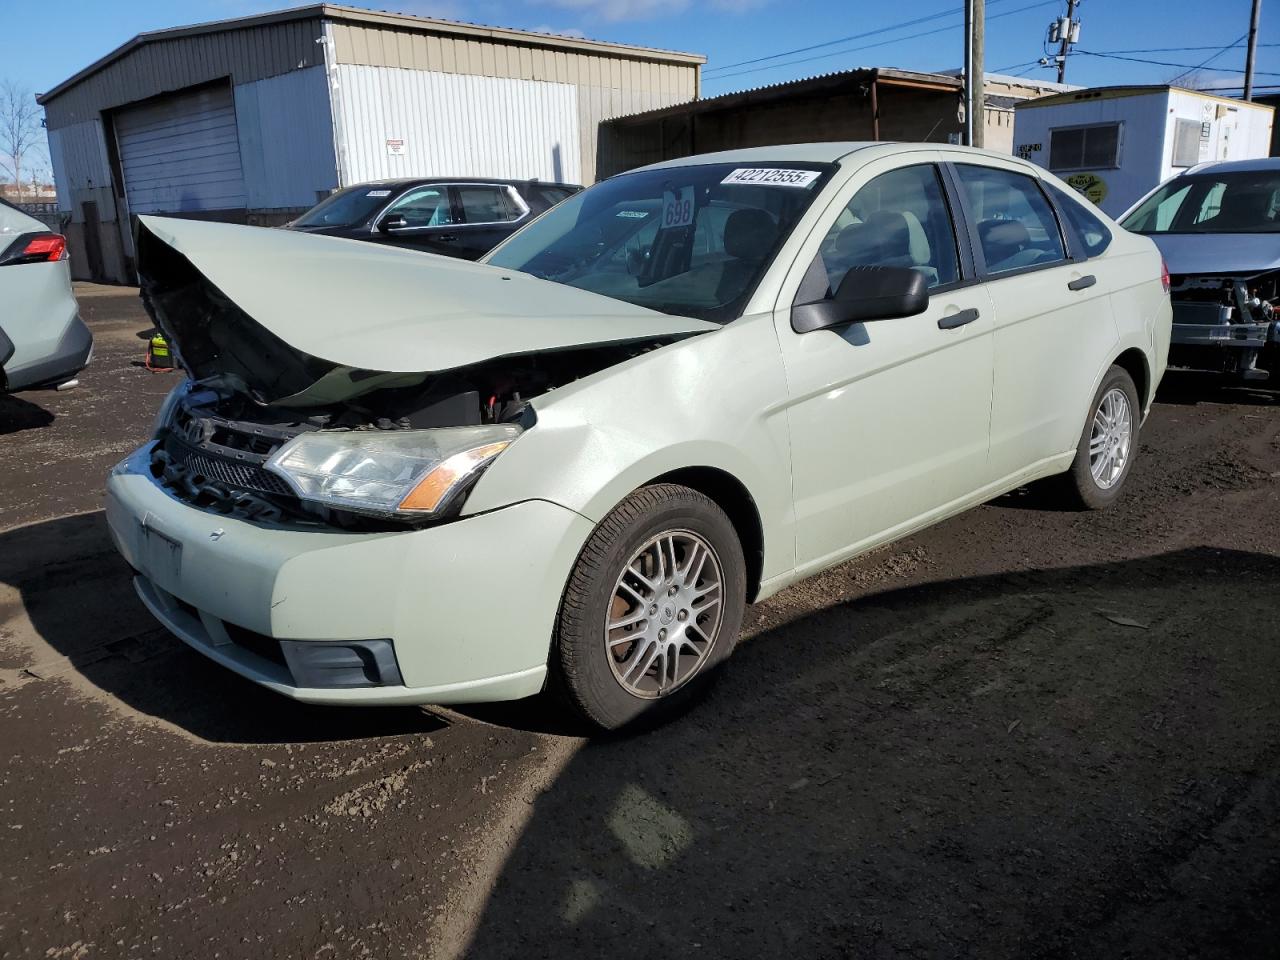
648,465,767,602
1113,346,1152,413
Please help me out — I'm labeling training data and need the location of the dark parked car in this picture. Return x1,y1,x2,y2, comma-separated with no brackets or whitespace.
283,178,581,260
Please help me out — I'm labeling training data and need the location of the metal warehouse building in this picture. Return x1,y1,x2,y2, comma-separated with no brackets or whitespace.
597,69,965,179
36,4,704,283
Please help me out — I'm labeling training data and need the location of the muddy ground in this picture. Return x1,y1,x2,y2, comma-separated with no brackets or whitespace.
1,285,1278,959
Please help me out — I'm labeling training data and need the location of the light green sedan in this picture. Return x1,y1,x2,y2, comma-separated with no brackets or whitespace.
106,143,1171,730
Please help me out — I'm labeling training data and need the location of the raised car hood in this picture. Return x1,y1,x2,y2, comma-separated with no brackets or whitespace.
137,216,715,404
1149,232,1280,276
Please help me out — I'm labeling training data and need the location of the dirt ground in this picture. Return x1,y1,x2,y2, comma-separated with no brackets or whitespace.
1,285,1278,960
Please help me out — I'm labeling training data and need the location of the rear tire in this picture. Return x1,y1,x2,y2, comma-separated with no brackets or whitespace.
550,483,746,732
1047,365,1141,510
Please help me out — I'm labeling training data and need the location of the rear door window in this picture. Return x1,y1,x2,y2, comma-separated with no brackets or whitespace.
955,164,1067,275
457,186,523,224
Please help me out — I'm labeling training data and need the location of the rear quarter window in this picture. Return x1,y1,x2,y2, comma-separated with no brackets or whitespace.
1047,183,1112,258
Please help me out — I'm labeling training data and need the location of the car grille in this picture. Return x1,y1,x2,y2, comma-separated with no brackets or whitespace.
160,436,292,497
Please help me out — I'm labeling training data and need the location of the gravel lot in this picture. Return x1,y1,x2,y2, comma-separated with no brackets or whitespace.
1,285,1278,959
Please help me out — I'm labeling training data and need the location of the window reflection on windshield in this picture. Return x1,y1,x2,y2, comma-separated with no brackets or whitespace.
1122,170,1280,235
485,163,833,323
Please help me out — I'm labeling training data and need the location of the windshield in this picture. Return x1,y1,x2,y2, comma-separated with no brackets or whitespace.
485,162,834,322
1122,170,1280,234
292,185,398,228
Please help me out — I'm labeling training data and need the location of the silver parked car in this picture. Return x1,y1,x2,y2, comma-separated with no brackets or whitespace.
0,199,92,393
107,143,1170,730
1121,157,1279,383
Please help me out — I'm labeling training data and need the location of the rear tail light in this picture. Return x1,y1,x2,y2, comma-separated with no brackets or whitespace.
0,232,68,266
1160,258,1171,294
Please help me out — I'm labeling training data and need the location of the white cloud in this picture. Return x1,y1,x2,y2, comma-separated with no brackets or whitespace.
542,0,767,21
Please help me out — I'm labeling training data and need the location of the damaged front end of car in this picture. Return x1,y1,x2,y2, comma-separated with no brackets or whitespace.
134,217,715,530
1168,269,1280,382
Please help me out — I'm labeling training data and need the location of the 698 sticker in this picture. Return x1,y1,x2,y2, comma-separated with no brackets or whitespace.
721,168,821,188
661,186,696,229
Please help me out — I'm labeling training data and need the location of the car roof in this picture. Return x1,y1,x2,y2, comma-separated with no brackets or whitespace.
1182,157,1280,176
347,177,582,190
627,142,1036,174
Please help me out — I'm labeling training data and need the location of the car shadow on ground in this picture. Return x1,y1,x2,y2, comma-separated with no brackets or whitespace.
0,512,445,745
1157,369,1279,407
460,546,1280,960
0,393,55,434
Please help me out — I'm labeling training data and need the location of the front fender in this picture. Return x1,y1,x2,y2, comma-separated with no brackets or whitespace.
462,313,797,582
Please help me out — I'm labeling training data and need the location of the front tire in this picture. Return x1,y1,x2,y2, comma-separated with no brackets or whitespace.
550,484,746,732
1049,365,1141,510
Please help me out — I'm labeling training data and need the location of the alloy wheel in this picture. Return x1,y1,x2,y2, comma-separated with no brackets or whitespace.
1089,386,1133,490
604,530,725,699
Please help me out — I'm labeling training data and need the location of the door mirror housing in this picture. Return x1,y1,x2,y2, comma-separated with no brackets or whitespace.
377,214,408,233
792,265,930,334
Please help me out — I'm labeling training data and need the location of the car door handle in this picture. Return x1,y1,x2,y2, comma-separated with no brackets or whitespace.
436,234,459,242
1068,274,1097,291
937,308,980,330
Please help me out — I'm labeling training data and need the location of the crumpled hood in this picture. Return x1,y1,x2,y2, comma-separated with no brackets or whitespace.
137,216,715,402
1149,232,1280,276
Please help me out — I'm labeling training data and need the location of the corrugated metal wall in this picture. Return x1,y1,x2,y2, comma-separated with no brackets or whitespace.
334,64,581,183
235,66,338,208
42,18,325,129
46,120,112,215
330,22,697,183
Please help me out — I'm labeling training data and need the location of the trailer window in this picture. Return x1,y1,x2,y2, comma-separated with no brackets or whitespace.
1049,123,1121,172
1171,119,1203,168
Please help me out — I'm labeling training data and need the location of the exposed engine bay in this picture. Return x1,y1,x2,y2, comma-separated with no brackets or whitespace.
149,340,672,529
1169,269,1279,380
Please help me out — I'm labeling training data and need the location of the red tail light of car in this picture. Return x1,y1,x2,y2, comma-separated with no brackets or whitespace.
1160,259,1171,294
0,232,68,266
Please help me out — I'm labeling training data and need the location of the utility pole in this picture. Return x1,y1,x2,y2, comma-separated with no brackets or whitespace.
965,0,985,147
1049,0,1081,84
1244,0,1262,100
1054,0,1075,83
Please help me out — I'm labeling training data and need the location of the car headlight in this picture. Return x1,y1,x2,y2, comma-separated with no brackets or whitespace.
264,424,522,519
151,381,189,436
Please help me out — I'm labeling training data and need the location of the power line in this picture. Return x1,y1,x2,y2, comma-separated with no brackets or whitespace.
1093,43,1278,54
1170,32,1247,84
704,0,1058,84
704,0,1025,76
1075,47,1280,78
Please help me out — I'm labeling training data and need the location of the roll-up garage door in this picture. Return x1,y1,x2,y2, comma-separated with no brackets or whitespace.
115,84,247,215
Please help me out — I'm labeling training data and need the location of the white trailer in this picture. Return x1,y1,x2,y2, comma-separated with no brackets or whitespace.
1012,85,1274,217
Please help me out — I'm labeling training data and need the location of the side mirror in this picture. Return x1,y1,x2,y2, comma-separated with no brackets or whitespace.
791,265,929,334
377,214,408,233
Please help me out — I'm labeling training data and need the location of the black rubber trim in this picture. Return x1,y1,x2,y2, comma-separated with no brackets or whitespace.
938,307,980,330
0,325,14,372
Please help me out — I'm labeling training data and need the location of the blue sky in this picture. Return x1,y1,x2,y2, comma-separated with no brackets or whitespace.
1,0,1276,174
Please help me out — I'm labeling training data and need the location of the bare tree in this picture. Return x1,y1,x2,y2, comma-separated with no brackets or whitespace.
0,79,47,203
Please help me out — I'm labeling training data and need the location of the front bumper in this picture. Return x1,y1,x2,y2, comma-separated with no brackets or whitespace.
1171,302,1280,350
105,446,594,705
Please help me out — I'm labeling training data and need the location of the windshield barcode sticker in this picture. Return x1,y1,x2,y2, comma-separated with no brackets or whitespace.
721,168,820,188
